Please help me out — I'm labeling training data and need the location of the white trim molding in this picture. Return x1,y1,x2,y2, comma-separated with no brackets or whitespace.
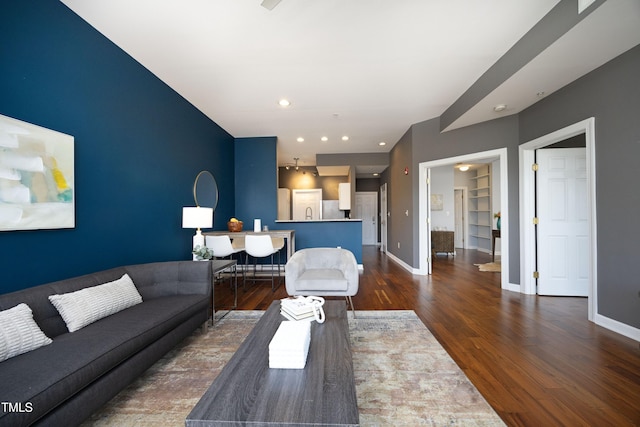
595,314,640,342
419,148,510,291
386,251,421,275
519,117,597,321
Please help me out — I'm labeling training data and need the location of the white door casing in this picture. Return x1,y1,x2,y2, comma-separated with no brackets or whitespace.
380,183,388,253
536,148,589,296
425,168,432,274
419,148,509,289
519,117,596,321
454,187,466,249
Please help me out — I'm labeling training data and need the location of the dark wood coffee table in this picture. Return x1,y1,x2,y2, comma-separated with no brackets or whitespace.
186,300,359,427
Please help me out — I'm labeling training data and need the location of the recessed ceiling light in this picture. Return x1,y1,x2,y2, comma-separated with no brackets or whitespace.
342,136,349,141
373,173,379,176
296,137,304,143
278,99,291,107
493,104,507,112
321,136,328,142
379,141,386,146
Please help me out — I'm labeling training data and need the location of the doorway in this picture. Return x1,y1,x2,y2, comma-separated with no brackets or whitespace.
454,187,467,249
519,117,597,321
354,192,378,245
419,148,510,290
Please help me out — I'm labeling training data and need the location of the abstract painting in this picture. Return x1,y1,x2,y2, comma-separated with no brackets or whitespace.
0,114,74,231
431,193,443,211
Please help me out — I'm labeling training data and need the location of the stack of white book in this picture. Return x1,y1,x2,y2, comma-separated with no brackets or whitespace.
268,321,311,369
280,297,316,321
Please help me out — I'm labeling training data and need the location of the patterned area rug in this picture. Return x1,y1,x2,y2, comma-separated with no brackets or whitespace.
83,310,504,426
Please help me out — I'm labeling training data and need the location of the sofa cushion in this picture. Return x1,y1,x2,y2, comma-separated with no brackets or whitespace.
49,274,143,332
0,294,207,425
0,303,52,362
296,269,348,291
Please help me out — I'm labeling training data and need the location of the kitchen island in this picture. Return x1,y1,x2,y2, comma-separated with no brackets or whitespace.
275,219,362,265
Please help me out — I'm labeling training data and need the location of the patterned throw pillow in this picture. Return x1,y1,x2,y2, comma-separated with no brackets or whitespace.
0,303,53,362
49,273,143,332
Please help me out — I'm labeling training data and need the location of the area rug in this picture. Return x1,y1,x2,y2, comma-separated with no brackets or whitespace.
82,310,504,426
474,262,501,272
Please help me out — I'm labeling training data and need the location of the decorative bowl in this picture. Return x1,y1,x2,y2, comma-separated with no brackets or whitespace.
227,221,243,232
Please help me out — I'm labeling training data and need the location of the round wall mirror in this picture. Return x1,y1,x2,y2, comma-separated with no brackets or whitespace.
193,170,219,210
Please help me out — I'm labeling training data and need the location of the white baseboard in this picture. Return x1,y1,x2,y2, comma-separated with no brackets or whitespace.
503,282,521,292
595,313,640,342
385,251,421,275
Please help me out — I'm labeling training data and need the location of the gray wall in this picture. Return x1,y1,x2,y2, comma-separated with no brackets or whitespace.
384,44,640,329
519,44,640,328
278,167,345,200
381,115,519,278
382,127,414,262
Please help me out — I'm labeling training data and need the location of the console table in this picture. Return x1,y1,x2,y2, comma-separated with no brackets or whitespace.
431,230,454,257
209,259,237,325
186,300,359,426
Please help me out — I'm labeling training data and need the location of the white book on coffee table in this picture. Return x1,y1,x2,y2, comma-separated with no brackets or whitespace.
269,321,311,369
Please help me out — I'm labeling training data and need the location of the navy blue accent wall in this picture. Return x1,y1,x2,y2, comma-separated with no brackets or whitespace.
1,0,234,292
233,137,277,229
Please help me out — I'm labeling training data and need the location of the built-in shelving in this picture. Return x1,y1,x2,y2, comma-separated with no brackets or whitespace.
468,165,492,252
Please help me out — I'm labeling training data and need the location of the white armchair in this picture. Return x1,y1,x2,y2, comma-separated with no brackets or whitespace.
285,248,359,316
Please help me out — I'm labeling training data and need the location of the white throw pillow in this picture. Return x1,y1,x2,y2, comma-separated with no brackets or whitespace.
49,273,143,332
0,303,53,362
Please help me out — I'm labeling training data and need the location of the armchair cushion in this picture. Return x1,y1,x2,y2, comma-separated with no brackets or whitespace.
296,269,348,292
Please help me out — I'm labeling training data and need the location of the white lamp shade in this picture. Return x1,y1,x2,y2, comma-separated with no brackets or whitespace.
182,207,213,229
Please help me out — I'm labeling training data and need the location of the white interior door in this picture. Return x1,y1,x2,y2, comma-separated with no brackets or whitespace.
355,192,377,245
537,147,588,296
292,189,322,221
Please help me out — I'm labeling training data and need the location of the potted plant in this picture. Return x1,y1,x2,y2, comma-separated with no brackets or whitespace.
192,245,214,261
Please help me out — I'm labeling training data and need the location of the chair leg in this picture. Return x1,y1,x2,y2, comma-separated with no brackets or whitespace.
346,296,356,318
274,250,282,291
244,254,249,291
244,254,259,290
270,253,275,292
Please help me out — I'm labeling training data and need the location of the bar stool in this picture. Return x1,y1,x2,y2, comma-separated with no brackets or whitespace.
244,235,283,292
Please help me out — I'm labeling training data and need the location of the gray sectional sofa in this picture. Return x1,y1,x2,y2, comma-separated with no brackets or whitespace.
0,260,211,427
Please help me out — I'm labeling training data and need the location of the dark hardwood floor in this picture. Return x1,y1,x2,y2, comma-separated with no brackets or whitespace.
214,246,640,426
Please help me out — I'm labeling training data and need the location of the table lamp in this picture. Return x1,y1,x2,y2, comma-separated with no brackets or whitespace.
182,206,213,251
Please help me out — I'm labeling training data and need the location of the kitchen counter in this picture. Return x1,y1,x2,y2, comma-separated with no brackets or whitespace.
273,220,362,264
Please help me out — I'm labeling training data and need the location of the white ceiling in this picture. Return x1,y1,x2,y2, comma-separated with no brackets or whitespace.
60,0,640,174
